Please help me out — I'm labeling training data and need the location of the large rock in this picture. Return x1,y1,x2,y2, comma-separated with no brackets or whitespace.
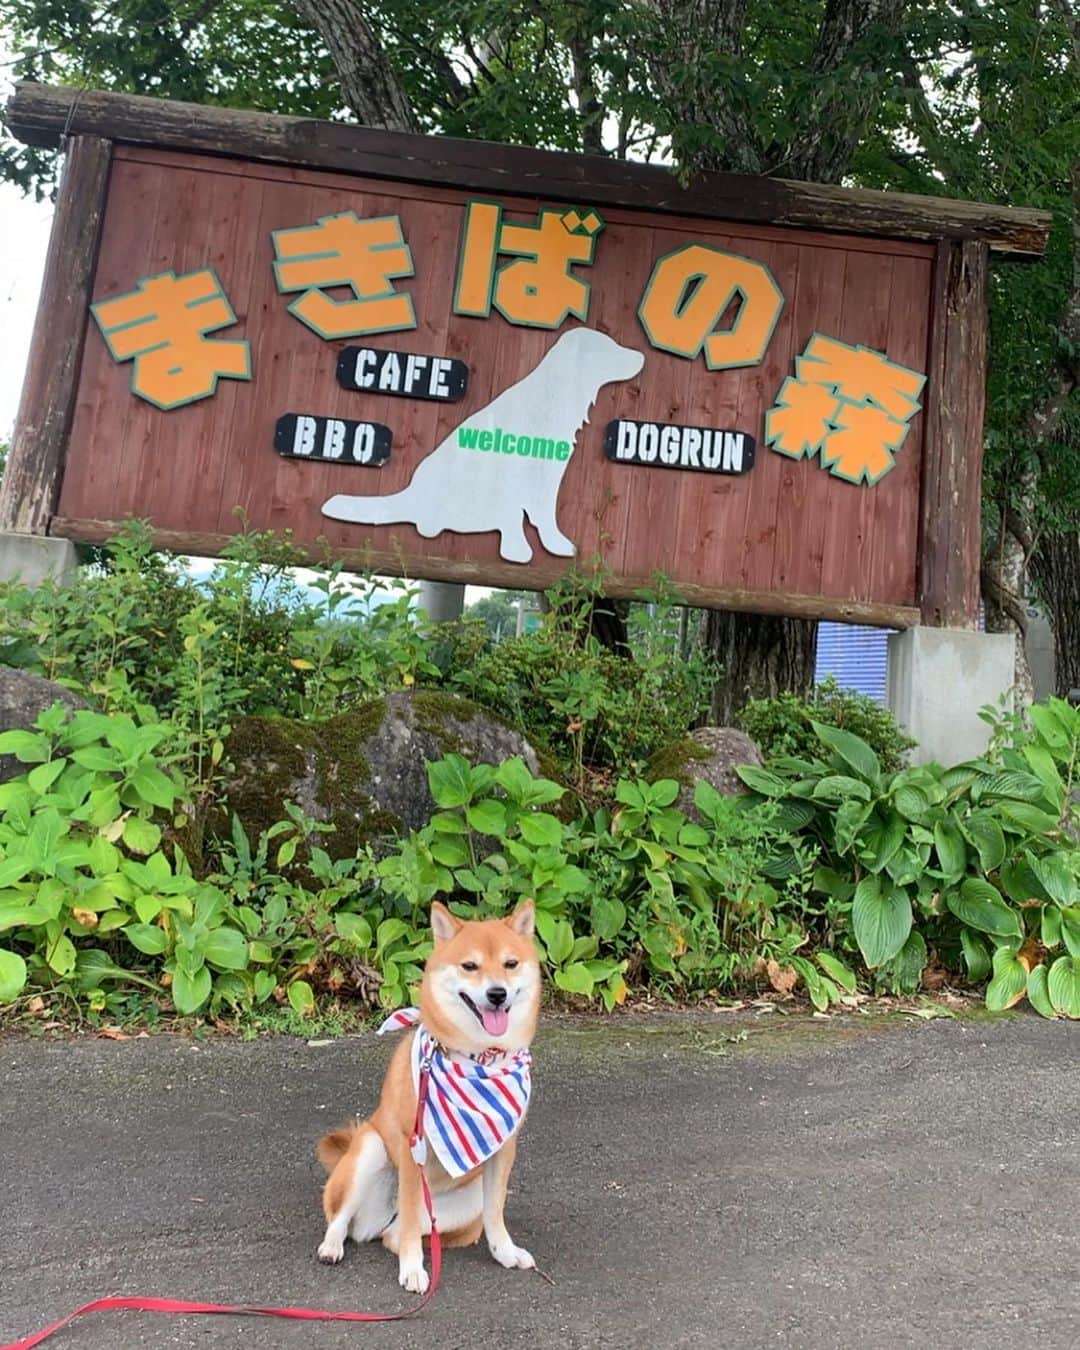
224,689,542,855
0,667,88,782
647,726,763,819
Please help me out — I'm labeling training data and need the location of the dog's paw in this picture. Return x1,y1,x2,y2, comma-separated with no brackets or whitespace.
490,1240,535,1270
398,1259,430,1294
318,1236,345,1265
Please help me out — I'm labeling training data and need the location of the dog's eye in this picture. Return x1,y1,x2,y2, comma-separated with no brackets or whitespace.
504,959,519,970
461,961,479,972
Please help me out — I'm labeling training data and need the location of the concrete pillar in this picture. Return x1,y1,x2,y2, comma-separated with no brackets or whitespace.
886,626,1016,766
0,533,79,587
418,580,464,622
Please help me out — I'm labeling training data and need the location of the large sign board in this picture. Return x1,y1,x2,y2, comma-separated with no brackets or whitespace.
4,84,1051,627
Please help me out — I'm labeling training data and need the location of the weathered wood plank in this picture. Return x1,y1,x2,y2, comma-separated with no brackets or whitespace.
918,240,988,628
7,82,1051,260
48,515,922,628
0,134,112,535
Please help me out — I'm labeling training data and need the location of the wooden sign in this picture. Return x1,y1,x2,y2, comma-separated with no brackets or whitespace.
1,83,1052,628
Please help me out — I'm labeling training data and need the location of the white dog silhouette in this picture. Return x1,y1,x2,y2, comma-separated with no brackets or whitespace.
322,327,644,563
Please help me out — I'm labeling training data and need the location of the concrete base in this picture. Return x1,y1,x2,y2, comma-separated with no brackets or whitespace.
887,626,1015,766
0,533,79,587
418,579,465,622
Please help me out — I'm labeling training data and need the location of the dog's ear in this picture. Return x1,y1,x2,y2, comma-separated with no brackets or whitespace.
430,902,462,945
505,898,535,938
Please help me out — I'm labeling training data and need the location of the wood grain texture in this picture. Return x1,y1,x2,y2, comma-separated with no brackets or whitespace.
7,82,1051,259
50,146,945,620
917,240,988,628
48,516,922,628
0,135,112,534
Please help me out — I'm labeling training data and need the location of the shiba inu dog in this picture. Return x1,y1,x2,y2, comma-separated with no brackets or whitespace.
316,900,540,1293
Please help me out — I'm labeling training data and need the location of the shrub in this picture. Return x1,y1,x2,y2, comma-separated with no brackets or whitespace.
738,676,916,773
736,698,1080,1018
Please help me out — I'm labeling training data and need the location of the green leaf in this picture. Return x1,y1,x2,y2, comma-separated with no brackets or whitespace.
985,947,1028,1011
590,895,626,941
1042,904,1063,949
812,722,880,783
893,786,930,822
885,929,927,995
288,979,315,1016
247,940,273,963
977,770,1049,803
946,879,1022,939
335,912,373,947
1047,956,1080,1018
0,948,28,1002
172,963,212,1014
47,934,77,976
467,800,507,836
134,895,163,923
130,763,177,810
648,779,680,807
1026,964,1057,1020
734,765,788,797
998,802,1062,834
71,745,122,772
866,811,910,873
28,759,67,794
377,917,409,955
933,820,967,880
202,926,248,971
0,730,50,763
1029,856,1077,908
430,811,468,834
553,962,596,995
852,876,912,968
427,754,474,808
125,923,168,955
429,838,470,868
692,779,723,820
544,917,574,964
960,928,991,982
0,856,31,887
961,812,1006,873
123,816,161,856
811,775,872,803
816,950,856,993
518,813,562,848
254,971,277,1002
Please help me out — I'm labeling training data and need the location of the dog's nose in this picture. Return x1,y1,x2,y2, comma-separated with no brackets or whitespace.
486,986,508,1008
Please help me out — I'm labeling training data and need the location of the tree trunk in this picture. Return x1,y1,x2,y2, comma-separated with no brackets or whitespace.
1031,531,1080,697
701,610,818,724
982,528,1035,708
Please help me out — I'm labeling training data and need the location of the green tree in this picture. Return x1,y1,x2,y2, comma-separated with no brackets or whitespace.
3,0,1075,708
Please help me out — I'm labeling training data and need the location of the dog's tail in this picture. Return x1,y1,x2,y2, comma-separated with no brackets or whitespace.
322,486,415,526
316,1122,364,1173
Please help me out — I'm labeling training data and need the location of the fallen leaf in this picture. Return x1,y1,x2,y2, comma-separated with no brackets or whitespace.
766,960,797,996
72,908,99,929
98,1028,130,1040
27,996,45,1015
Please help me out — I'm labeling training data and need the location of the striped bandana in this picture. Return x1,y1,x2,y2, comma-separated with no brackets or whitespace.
377,1007,532,1178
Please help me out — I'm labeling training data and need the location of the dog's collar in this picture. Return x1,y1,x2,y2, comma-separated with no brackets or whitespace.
375,1007,526,1063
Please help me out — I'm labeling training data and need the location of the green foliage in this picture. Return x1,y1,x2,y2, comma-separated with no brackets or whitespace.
0,523,438,782
448,573,715,782
738,696,1080,1018
738,677,916,775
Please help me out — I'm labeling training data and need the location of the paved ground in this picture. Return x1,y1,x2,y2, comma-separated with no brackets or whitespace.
2,1011,1078,1350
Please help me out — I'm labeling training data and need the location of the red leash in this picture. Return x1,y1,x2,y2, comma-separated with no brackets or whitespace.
2,1062,442,1350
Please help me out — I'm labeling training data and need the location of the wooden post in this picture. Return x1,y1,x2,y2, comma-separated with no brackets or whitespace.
0,134,112,535
917,239,989,628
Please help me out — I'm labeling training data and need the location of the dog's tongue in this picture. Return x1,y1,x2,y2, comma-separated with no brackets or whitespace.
481,1007,509,1037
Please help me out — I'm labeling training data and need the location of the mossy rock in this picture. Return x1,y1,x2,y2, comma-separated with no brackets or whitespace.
223,689,542,857
647,726,762,821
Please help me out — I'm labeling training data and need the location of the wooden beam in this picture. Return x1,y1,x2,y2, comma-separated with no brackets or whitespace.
0,135,112,536
7,82,1051,260
917,239,988,628
49,516,922,630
